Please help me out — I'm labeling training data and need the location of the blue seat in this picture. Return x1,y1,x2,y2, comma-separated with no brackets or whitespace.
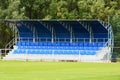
79,47,84,50
88,43,94,47
35,50,39,54
26,42,30,46
21,42,26,46
97,43,106,47
48,42,52,46
70,43,76,46
87,47,93,50
28,50,32,54
56,43,60,46
13,50,18,54
79,43,83,47
43,42,48,46
92,47,99,50
93,43,98,47
90,51,96,55
80,51,85,55
17,42,21,46
30,42,34,46
34,42,39,46
85,51,90,55
74,51,79,55
84,43,88,47
47,51,52,54
54,51,58,54
61,43,65,46
39,43,43,46
18,46,23,49
52,43,56,46
18,50,26,54
66,42,69,46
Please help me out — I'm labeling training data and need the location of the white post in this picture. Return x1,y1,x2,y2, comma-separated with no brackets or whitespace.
52,50,54,61
26,49,28,61
52,26,54,43
90,26,92,43
78,50,81,62
70,26,72,43
33,27,35,42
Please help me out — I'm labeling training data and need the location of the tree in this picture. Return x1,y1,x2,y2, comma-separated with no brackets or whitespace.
4,0,27,19
90,0,119,21
0,22,13,48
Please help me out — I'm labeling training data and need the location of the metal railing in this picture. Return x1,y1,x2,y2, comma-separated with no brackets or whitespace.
5,38,16,49
18,37,109,43
5,37,19,56
0,49,13,60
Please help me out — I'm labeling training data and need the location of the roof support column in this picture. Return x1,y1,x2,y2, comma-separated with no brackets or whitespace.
52,26,54,43
33,26,35,42
90,26,92,43
70,25,72,43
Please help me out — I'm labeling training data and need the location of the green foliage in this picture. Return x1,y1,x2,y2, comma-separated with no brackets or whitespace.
0,0,119,20
0,22,13,48
110,16,120,57
110,16,120,40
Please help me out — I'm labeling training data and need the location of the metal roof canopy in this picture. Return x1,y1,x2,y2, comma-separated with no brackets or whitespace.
1,19,109,34
2,19,105,28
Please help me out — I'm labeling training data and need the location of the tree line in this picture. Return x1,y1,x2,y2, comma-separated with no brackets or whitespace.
0,0,120,20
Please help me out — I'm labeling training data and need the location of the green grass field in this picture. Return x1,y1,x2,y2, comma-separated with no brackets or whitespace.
0,61,120,80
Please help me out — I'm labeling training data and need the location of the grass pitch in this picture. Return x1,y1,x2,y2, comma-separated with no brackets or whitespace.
0,61,120,80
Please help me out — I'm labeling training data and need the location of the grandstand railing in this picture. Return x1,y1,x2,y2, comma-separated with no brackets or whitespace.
18,37,109,43
5,38,17,49
4,37,109,51
5,37,19,55
0,49,12,60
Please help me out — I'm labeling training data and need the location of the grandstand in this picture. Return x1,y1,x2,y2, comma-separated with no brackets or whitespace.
3,20,113,62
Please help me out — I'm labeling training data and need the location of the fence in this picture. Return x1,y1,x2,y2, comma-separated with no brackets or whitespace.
19,37,108,43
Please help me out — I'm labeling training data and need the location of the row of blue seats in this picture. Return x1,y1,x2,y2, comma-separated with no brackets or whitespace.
20,34,52,38
13,50,96,55
19,33,90,38
37,35,52,38
19,34,33,37
17,26,32,32
55,34,70,38
19,39,108,43
94,34,108,38
19,34,108,40
18,46,100,50
17,42,106,47
18,28,31,32
74,34,90,38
